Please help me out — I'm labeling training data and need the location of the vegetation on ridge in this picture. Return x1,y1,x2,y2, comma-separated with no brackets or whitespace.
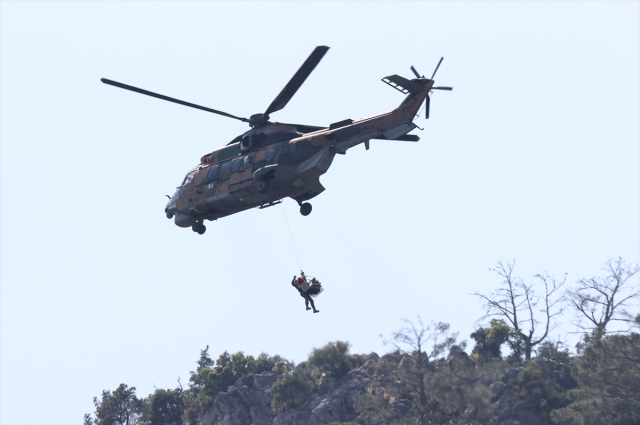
84,258,639,425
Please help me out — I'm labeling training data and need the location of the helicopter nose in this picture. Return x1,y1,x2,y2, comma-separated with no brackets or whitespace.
165,199,177,219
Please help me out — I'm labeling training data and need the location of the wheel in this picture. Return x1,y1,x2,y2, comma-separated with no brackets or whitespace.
192,222,205,233
300,202,312,216
166,212,173,219
256,179,270,194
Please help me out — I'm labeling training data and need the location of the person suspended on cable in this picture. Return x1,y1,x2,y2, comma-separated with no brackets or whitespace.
307,277,323,296
291,272,319,313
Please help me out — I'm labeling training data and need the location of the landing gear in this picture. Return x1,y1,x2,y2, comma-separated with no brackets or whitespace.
192,221,206,235
166,212,173,219
256,179,270,194
299,202,312,216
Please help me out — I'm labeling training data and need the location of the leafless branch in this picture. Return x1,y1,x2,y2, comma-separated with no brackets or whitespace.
382,316,459,361
472,260,566,360
566,257,639,336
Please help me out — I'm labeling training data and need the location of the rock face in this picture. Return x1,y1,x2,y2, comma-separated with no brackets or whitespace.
198,353,569,425
197,374,279,425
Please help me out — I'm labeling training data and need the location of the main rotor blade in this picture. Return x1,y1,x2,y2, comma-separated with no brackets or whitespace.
101,78,250,123
264,46,330,117
432,86,453,91
410,65,421,79
431,57,444,79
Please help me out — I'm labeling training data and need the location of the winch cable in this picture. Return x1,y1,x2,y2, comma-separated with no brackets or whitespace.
280,201,302,271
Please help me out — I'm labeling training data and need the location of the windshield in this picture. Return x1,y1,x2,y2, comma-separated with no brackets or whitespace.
168,188,180,205
178,167,197,198
181,167,197,185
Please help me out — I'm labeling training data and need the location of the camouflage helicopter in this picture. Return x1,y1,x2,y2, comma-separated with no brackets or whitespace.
101,46,452,235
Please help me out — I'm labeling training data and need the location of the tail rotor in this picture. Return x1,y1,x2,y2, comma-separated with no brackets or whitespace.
410,65,422,79
413,57,453,119
431,57,444,79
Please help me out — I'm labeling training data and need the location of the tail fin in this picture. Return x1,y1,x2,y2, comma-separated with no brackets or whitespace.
383,58,452,120
381,75,425,94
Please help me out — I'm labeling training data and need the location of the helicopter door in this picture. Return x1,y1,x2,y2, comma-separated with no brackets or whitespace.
252,147,268,175
229,154,256,192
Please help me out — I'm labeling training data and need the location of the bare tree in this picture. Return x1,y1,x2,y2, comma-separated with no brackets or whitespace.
381,317,461,425
473,261,566,360
566,257,639,338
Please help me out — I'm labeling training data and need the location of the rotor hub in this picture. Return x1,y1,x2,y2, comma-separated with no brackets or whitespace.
250,113,270,127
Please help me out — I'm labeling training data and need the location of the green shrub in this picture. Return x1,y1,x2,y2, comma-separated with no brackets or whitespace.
516,361,569,421
536,340,569,362
92,384,143,425
551,333,640,425
308,341,351,380
270,370,312,414
144,388,184,425
470,319,511,359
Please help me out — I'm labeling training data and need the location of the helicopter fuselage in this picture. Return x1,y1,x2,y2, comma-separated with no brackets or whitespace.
164,81,433,230
102,46,451,235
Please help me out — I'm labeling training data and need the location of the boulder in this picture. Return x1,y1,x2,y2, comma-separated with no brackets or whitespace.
197,406,218,425
252,373,281,391
490,381,506,399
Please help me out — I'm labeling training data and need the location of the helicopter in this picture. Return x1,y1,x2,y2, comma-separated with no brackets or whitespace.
101,46,452,235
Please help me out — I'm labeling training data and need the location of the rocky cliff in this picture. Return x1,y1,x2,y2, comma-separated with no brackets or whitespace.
196,350,575,425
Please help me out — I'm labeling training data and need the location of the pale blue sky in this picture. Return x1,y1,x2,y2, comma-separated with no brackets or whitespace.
1,2,638,424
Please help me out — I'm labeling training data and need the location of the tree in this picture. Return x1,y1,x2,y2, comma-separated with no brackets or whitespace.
188,345,214,391
470,318,511,359
307,341,351,380
535,339,570,362
144,387,184,425
182,346,295,422
92,384,143,425
353,384,403,425
253,352,293,375
515,361,570,422
270,369,312,414
197,351,236,411
428,347,495,423
271,341,352,414
381,317,461,425
473,261,566,360
551,333,640,425
566,257,639,339
355,319,493,425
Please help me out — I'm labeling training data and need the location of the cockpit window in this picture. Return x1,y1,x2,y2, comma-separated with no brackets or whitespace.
207,165,219,180
219,162,230,179
231,158,242,173
182,170,196,185
179,167,197,197
170,188,180,202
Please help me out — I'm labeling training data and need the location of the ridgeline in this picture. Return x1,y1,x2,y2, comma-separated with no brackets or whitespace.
85,259,640,425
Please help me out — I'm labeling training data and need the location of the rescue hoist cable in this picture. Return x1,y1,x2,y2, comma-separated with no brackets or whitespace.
280,201,302,271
